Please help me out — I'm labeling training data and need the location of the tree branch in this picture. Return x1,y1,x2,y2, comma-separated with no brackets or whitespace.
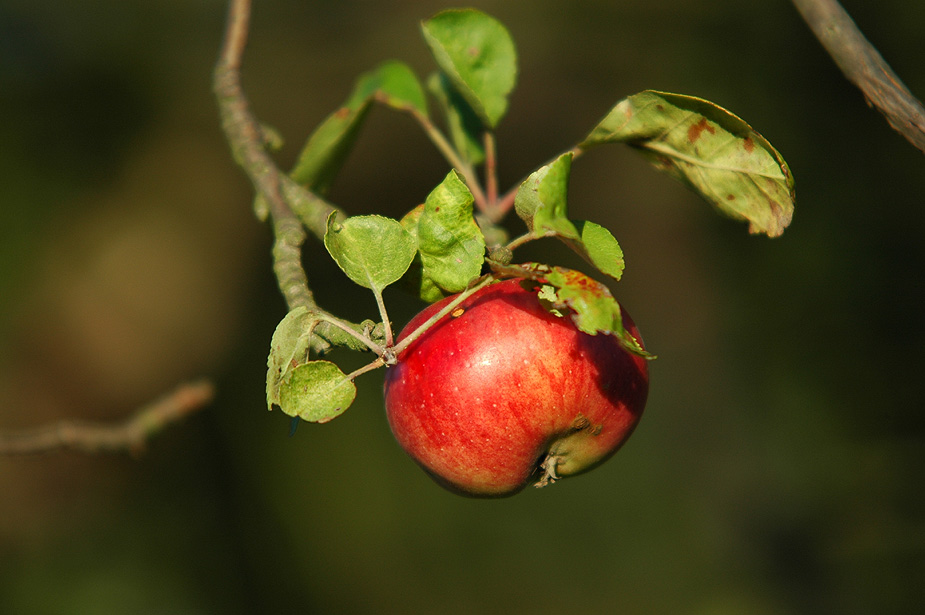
213,0,341,278
792,0,925,154
0,380,215,456
214,0,365,354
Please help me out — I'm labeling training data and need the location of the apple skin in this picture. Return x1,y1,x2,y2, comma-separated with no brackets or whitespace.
383,279,649,497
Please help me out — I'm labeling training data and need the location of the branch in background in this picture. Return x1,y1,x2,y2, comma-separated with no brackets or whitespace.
0,381,215,456
792,0,925,154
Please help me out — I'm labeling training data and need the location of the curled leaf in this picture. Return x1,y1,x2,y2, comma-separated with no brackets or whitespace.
410,171,487,295
581,90,794,237
399,204,447,303
515,153,573,235
267,307,319,411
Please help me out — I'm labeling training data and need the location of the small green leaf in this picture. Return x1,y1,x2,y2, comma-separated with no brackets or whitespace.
289,99,372,196
581,90,795,237
278,360,357,423
514,153,576,236
413,171,487,294
266,307,319,411
422,8,517,128
563,221,625,281
427,72,485,165
514,154,625,281
324,214,416,292
287,61,425,195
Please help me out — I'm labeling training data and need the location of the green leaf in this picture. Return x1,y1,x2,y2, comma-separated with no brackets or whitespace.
278,360,357,423
514,153,575,236
364,60,428,115
514,154,625,281
289,98,372,196
427,72,485,165
413,171,487,293
544,268,647,357
422,8,517,128
266,307,319,411
324,214,416,292
562,221,625,281
287,61,426,196
399,204,447,303
581,90,795,237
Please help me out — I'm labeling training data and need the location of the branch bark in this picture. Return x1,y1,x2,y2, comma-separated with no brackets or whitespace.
214,0,362,354
0,381,215,456
792,0,925,154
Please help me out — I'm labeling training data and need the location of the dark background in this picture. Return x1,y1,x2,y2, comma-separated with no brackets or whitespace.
1,1,923,613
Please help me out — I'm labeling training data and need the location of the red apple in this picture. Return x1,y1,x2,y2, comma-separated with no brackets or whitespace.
383,279,649,497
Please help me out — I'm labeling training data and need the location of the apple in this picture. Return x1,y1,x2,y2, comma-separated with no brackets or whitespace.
383,279,649,497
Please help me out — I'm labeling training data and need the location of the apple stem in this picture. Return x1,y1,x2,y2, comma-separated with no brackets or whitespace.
535,454,561,488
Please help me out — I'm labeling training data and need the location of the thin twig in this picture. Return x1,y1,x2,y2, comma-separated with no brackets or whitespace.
792,0,925,153
395,101,489,213
0,380,216,456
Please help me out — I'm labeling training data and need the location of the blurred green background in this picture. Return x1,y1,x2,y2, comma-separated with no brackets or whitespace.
1,0,923,613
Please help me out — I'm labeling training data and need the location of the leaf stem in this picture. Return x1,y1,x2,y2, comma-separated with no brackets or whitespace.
347,357,387,381
401,104,489,213
505,230,554,252
483,131,499,208
372,288,394,347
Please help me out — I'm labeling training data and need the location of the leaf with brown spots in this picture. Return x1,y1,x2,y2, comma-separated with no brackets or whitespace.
581,90,795,238
499,264,652,357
